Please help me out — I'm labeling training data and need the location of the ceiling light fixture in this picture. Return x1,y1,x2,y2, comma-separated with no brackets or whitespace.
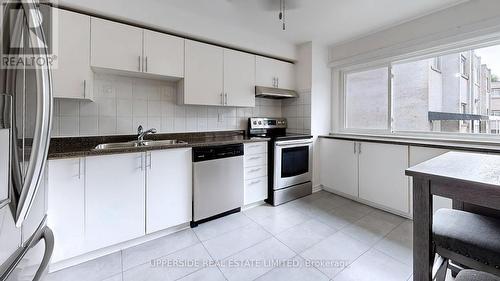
279,0,286,30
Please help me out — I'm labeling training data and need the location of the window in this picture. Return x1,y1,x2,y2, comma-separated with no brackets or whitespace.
460,55,468,77
431,57,442,72
345,67,389,130
342,44,500,136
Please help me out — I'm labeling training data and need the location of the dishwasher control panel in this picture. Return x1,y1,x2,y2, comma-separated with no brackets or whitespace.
192,144,244,162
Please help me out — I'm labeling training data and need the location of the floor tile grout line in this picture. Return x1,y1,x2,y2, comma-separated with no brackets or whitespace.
197,234,229,281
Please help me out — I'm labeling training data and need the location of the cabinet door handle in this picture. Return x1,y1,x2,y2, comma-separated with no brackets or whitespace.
354,142,356,154
148,152,152,170
225,93,228,105
78,158,81,179
249,180,261,185
220,93,224,105
145,56,148,73
277,77,279,88
358,143,362,154
138,56,142,72
83,80,86,98
249,168,261,173
248,156,261,160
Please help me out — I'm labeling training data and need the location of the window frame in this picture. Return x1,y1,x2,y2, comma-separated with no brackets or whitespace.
337,38,500,141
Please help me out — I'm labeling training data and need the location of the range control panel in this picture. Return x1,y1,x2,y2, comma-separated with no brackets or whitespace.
249,118,287,129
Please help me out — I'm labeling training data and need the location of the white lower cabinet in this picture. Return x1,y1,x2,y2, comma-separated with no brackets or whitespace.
244,142,268,205
358,142,410,214
47,158,85,263
146,149,192,234
320,138,358,197
320,138,410,216
85,153,146,251
47,149,194,262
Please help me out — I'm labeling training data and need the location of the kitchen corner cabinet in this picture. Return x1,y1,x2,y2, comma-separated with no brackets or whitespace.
52,8,93,100
181,40,256,107
85,153,145,251
47,158,85,263
146,149,192,234
320,138,410,216
320,138,358,197
91,18,144,73
256,56,295,90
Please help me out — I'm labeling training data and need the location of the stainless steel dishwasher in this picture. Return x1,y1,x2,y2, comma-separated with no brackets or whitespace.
191,144,244,226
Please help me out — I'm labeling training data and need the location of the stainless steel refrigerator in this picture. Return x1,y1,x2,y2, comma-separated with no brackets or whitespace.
0,0,54,280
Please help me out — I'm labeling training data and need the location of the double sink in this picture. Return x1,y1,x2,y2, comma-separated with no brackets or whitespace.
95,140,187,150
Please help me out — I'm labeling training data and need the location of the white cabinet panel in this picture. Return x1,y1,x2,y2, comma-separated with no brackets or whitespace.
244,142,267,155
244,153,267,168
85,153,145,250
256,56,295,90
319,138,358,197
52,9,93,100
91,18,143,72
409,146,452,214
0,129,9,202
47,158,85,262
223,49,255,107
244,177,267,205
183,40,224,106
143,30,184,78
358,142,409,214
146,149,192,234
244,166,267,180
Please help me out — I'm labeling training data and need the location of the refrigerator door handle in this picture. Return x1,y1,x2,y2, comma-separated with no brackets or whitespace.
0,216,54,281
14,0,53,227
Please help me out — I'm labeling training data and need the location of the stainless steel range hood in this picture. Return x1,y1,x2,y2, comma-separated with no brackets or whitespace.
255,86,298,99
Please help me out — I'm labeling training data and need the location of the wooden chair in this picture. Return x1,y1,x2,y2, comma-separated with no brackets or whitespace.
431,209,500,281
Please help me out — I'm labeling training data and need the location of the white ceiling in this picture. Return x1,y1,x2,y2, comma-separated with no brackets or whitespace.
157,0,469,46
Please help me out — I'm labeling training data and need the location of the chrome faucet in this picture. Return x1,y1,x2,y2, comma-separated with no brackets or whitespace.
137,125,157,143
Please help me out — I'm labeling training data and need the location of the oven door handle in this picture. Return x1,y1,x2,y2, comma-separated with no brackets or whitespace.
276,140,313,147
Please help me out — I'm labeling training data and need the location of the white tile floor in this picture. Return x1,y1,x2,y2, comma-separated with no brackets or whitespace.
44,191,416,281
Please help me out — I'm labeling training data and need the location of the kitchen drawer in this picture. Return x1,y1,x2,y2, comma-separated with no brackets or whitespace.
244,176,267,205
244,142,267,155
244,165,267,180
244,153,267,168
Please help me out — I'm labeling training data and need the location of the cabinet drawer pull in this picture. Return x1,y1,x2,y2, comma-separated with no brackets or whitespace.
248,168,261,173
248,156,261,160
248,180,261,185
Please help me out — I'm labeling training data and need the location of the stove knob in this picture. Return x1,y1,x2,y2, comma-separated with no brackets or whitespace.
258,121,262,125
253,121,257,125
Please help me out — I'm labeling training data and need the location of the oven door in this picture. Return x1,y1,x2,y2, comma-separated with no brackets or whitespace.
274,139,313,190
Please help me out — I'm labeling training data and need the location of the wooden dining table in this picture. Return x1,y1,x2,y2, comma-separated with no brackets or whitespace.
406,151,500,281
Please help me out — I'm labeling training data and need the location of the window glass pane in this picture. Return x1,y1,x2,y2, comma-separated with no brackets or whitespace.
392,45,500,135
345,67,389,130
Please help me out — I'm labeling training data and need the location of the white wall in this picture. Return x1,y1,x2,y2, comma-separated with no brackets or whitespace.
58,0,297,61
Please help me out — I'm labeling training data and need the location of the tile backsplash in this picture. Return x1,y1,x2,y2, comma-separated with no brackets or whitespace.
52,74,310,137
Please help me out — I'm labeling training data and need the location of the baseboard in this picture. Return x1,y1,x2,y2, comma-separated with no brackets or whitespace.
312,184,323,193
48,223,191,273
321,185,413,219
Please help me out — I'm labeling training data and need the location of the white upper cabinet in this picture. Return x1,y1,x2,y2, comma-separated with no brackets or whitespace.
256,56,295,90
182,41,256,107
146,149,192,234
85,153,145,251
224,49,256,107
52,9,93,100
183,40,224,106
47,158,85,263
320,138,358,197
143,30,184,78
358,142,410,214
91,18,143,73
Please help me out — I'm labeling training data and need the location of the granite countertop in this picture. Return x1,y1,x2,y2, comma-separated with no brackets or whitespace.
48,130,269,159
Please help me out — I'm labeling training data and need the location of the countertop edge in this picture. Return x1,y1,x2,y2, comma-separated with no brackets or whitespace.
319,134,500,153
48,138,270,160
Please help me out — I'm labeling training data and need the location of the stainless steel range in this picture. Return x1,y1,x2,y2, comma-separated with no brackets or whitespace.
248,118,313,206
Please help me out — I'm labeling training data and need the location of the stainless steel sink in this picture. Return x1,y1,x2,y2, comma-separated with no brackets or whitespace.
94,140,187,150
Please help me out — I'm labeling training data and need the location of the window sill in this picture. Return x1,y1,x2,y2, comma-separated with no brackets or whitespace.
320,132,500,153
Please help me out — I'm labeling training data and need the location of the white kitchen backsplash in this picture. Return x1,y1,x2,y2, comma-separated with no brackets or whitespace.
282,90,311,134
